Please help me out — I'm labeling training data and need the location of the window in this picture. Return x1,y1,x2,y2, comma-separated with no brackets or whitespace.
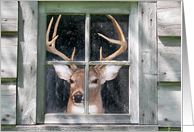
37,1,140,124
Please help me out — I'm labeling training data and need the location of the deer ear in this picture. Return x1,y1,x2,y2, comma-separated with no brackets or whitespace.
53,65,73,81
100,65,122,84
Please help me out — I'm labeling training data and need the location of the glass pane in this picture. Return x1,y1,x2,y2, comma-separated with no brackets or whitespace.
89,66,129,114
46,15,85,61
90,15,128,61
45,65,85,114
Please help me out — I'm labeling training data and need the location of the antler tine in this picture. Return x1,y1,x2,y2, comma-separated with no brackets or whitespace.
94,15,128,69
46,15,77,70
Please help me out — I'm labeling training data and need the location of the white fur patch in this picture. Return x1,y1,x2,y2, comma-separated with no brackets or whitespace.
71,104,84,114
71,105,98,114
89,83,98,89
89,105,98,114
89,75,99,89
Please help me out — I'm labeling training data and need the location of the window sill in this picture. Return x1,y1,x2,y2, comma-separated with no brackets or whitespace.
2,125,159,131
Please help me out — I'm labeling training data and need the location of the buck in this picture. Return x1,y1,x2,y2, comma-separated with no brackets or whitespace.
46,15,127,114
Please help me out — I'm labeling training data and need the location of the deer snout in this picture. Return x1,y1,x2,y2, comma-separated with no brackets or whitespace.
74,94,83,103
72,91,84,103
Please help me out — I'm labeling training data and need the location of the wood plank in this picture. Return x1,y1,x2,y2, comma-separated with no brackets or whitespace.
157,1,181,36
84,13,90,114
17,1,38,125
1,1,18,32
1,82,16,124
46,60,130,66
45,114,131,124
2,125,158,131
138,2,157,125
158,37,181,82
157,1,181,9
89,61,130,66
1,35,18,78
45,1,131,14
158,83,181,127
36,1,47,124
128,2,139,123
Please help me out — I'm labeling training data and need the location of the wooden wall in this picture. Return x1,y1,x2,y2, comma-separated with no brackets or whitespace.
1,1,181,129
1,1,18,125
157,1,181,127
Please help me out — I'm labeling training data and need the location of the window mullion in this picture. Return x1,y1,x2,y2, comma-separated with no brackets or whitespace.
84,13,91,115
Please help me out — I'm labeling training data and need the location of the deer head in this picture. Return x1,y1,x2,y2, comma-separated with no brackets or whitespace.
46,15,127,114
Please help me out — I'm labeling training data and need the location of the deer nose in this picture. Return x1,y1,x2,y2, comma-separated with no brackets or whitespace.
74,94,83,103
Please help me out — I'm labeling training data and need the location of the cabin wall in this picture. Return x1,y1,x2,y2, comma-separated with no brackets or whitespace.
157,1,181,127
1,1,18,125
1,1,181,129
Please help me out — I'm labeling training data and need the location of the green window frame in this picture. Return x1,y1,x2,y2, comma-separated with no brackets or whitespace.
36,1,157,125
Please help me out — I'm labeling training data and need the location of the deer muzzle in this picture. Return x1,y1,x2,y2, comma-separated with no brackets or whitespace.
72,91,84,104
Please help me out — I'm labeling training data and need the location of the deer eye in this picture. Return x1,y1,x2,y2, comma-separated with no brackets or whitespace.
92,79,98,84
70,79,74,84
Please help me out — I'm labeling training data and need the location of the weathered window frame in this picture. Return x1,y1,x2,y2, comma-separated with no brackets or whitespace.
36,1,157,125
37,1,134,124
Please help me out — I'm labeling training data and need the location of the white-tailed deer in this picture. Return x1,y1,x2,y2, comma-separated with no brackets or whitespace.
46,15,127,114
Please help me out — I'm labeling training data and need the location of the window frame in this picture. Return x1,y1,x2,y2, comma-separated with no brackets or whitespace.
37,1,140,124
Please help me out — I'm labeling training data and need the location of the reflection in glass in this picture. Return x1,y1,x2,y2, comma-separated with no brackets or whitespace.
90,15,128,61
45,66,85,114
89,66,129,114
46,15,85,61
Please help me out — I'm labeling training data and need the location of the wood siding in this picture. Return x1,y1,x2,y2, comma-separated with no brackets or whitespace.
1,1,18,32
157,1,181,127
158,37,181,82
157,1,181,36
1,35,18,78
158,83,181,127
1,1,18,125
1,82,16,124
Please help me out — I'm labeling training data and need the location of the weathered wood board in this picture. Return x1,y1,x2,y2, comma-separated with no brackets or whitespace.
1,82,16,124
1,35,18,78
138,2,157,125
2,125,158,131
158,37,181,82
158,83,181,127
45,1,131,14
17,1,38,124
128,2,139,123
1,1,18,32
157,1,181,36
45,114,131,124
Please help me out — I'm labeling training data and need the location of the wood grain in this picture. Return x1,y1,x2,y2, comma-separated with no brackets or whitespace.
128,2,139,123
158,83,181,127
45,1,131,14
1,82,16,124
1,35,18,78
157,1,181,36
1,1,18,32
138,2,157,124
158,37,181,82
17,1,38,124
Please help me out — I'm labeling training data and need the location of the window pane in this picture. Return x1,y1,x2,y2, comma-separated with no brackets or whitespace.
45,66,85,114
90,15,128,61
89,66,129,114
46,15,85,61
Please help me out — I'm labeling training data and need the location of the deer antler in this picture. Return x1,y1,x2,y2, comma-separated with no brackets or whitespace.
46,15,77,70
94,15,128,70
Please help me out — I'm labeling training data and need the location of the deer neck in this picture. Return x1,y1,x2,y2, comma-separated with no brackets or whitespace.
89,91,103,114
